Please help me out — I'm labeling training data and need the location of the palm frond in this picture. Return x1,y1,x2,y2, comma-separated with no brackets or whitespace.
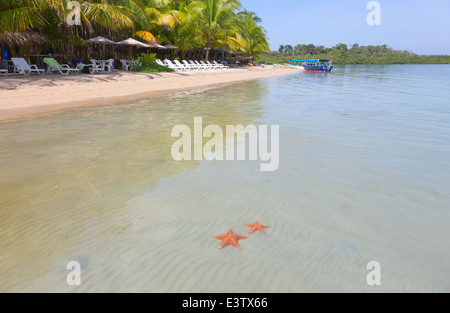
135,30,156,43
82,2,135,30
0,7,48,31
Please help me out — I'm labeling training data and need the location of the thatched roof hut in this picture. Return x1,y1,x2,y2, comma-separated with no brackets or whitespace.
0,30,50,46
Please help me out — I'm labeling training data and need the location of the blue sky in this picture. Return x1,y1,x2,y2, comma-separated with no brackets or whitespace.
240,0,450,55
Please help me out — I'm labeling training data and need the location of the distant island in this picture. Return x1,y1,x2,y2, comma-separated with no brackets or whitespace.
258,43,450,64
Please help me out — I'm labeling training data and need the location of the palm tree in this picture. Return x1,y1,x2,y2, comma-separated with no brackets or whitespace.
197,0,241,60
1,0,152,57
233,11,269,60
48,0,150,56
135,0,181,44
0,0,50,31
1,0,271,64
159,0,206,59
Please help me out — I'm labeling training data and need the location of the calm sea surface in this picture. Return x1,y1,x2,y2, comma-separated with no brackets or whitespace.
1,65,449,292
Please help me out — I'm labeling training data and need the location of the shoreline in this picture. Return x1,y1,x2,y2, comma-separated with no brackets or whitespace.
0,67,297,122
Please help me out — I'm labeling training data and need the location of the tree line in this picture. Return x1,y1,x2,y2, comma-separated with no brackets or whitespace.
0,0,269,61
257,43,450,64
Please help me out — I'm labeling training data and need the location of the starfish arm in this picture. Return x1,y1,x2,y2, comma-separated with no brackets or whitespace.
218,239,230,250
259,225,270,234
246,224,259,234
229,237,243,249
233,234,249,240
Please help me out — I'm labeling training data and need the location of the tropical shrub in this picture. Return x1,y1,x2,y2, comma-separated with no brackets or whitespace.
136,53,157,66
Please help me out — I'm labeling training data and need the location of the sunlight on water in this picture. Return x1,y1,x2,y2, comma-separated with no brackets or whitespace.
1,65,449,292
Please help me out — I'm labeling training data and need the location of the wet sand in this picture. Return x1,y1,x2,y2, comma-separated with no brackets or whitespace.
0,66,296,121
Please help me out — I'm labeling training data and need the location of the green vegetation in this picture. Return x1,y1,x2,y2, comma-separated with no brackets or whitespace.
132,52,173,72
132,63,175,73
136,53,157,66
0,0,269,62
258,43,450,64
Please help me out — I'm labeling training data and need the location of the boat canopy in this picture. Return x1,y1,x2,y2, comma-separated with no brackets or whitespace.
290,59,306,62
304,59,331,62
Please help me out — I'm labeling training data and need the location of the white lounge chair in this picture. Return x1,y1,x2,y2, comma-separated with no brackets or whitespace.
212,61,223,69
185,61,196,70
164,60,183,71
183,60,200,70
155,59,166,67
11,57,45,75
182,60,192,69
162,59,177,70
190,60,201,69
207,61,221,69
194,60,207,70
179,60,193,70
0,69,7,76
173,60,189,70
200,60,213,69
213,61,228,69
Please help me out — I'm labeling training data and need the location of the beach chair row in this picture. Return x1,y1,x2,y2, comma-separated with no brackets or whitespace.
157,59,230,71
0,57,230,76
1,57,115,76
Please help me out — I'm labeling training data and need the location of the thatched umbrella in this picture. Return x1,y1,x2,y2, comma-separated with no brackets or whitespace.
86,36,118,45
0,31,50,66
164,44,179,49
117,38,152,59
147,42,167,50
0,31,50,47
86,36,118,60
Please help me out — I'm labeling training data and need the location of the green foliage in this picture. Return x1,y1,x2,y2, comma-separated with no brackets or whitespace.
0,1,268,61
196,0,243,60
234,10,269,59
136,53,157,66
258,43,450,65
131,63,175,73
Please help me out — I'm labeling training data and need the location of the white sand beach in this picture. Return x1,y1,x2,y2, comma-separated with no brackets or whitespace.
0,67,296,121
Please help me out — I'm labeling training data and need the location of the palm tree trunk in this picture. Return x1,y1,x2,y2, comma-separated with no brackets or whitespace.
63,23,74,62
205,41,211,61
205,32,213,60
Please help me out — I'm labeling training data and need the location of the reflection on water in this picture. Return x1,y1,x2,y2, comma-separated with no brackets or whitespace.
1,66,450,292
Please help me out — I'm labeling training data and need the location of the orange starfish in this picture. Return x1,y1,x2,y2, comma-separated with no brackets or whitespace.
245,221,271,234
212,228,249,250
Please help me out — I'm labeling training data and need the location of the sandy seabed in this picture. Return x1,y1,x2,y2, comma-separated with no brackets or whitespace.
0,66,297,121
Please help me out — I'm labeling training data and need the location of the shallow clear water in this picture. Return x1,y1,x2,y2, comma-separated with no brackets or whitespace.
1,65,449,292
